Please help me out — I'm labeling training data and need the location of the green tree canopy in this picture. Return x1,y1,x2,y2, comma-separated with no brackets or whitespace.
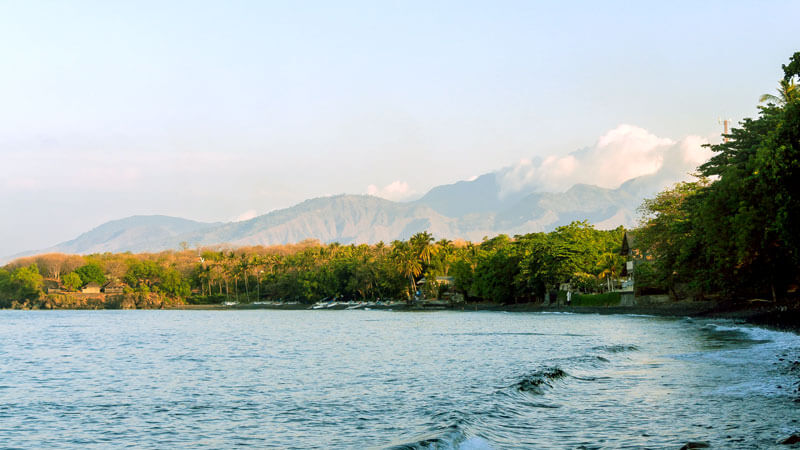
638,52,800,300
75,263,106,286
62,272,82,291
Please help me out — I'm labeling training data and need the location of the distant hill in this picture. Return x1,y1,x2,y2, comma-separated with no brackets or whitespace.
6,169,671,259
11,216,218,257
169,195,457,247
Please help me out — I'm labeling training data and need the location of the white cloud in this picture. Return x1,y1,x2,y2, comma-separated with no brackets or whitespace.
498,124,711,195
232,209,258,222
366,180,415,201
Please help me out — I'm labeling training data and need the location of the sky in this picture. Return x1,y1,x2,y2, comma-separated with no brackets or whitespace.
1,0,798,256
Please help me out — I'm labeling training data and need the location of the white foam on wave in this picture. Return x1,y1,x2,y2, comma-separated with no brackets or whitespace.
704,322,800,346
688,321,800,398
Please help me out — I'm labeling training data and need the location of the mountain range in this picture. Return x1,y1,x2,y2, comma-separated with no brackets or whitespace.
6,167,677,260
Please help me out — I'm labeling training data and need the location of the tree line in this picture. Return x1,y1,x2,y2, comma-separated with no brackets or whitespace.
0,223,625,307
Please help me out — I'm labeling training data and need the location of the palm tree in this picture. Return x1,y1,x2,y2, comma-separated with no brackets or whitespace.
200,264,212,296
399,255,422,302
437,238,453,252
238,254,250,301
465,242,480,270
597,252,622,293
759,79,799,105
391,241,422,302
410,231,438,265
436,238,454,275
328,242,342,260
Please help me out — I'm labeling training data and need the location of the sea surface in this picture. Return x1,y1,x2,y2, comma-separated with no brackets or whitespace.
0,310,798,448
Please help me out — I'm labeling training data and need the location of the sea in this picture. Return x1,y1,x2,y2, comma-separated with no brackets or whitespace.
0,310,798,448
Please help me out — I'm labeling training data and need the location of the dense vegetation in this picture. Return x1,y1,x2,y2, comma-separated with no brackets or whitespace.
635,52,800,301
0,223,625,308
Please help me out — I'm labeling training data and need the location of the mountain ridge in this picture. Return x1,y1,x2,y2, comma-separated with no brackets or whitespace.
5,170,669,260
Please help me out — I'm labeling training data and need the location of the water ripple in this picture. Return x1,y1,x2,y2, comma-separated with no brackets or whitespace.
0,311,797,449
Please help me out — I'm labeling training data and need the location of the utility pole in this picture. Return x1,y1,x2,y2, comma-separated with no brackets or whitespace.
718,118,731,143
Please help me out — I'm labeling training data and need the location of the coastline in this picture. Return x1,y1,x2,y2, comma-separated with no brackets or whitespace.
164,300,800,332
5,295,796,333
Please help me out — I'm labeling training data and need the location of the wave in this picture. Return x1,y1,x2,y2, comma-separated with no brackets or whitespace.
546,354,612,373
591,344,639,353
698,322,800,345
512,367,569,395
384,426,493,450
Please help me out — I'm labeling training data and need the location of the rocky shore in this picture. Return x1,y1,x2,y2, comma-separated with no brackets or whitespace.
7,292,185,310
460,300,800,332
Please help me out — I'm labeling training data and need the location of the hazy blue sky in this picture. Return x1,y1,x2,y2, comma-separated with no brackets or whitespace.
1,1,798,256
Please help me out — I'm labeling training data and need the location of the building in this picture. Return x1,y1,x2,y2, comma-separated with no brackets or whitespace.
81,282,102,294
416,276,453,285
416,276,456,301
619,231,637,305
44,279,64,294
102,281,126,294
620,231,638,288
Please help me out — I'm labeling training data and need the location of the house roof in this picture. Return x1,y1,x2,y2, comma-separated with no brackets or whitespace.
43,280,61,289
417,276,454,284
620,231,636,255
83,282,102,288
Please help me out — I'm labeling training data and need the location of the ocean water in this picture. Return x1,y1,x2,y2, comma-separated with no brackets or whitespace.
0,310,798,448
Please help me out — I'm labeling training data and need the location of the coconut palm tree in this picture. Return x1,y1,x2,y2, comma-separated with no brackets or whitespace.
759,79,799,105
596,252,623,293
436,238,454,275
410,231,438,265
374,241,387,256
391,241,422,302
238,254,250,301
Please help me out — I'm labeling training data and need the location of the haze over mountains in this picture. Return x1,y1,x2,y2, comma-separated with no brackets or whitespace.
6,124,712,261
9,168,678,260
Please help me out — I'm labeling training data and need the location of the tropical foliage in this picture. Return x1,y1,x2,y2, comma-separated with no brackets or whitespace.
635,52,800,301
1,224,625,307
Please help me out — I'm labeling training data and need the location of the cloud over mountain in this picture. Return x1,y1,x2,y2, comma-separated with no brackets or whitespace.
498,124,712,195
366,180,415,201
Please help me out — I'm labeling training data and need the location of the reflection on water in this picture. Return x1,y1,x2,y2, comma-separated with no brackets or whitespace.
0,310,797,448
